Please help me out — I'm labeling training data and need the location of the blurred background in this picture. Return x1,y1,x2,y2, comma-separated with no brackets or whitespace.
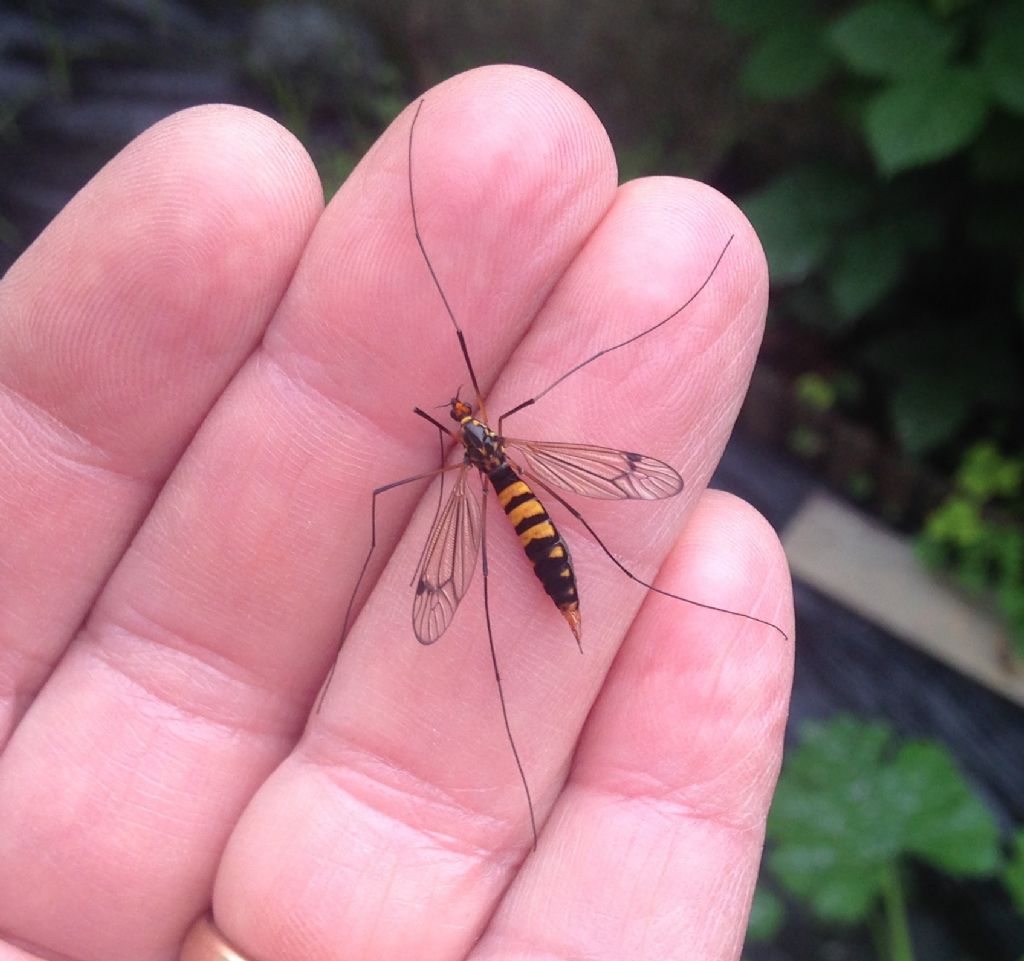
1,1,1022,957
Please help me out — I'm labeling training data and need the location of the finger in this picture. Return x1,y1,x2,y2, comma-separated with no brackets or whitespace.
0,940,40,961
0,67,617,961
213,134,772,959
0,105,321,742
472,491,793,960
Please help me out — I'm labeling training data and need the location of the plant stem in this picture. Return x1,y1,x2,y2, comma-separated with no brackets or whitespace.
880,863,915,961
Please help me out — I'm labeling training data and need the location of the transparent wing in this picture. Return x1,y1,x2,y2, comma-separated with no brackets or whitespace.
412,467,483,644
507,438,683,500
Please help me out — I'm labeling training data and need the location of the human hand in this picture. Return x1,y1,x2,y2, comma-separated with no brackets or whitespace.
0,66,792,961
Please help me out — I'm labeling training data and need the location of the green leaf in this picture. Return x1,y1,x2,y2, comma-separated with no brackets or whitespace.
741,166,871,284
741,21,834,101
957,442,1024,500
771,845,885,922
915,530,948,570
889,368,973,455
781,715,892,786
746,885,784,942
794,372,836,411
1000,585,1024,660
826,224,908,322
767,717,900,922
712,0,814,34
766,716,1000,924
862,322,1020,455
886,742,1001,874
980,2,1024,115
865,67,990,174
828,0,959,79
998,528,1024,584
922,497,986,549
1004,828,1024,913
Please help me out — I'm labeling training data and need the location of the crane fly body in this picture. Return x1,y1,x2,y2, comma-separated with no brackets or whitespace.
414,396,583,648
331,97,788,848
412,394,689,652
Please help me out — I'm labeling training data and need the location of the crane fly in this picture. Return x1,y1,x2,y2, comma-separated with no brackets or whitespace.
330,98,787,847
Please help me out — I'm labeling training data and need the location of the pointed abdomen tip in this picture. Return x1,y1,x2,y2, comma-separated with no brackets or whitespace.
564,608,582,650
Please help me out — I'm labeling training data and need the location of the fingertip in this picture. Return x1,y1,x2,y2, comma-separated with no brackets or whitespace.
383,65,620,276
661,488,793,643
572,489,792,830
1,103,324,458
612,175,769,341
412,64,618,193
107,103,324,294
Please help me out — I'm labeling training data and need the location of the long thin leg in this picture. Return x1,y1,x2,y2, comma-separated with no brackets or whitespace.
316,461,466,713
408,99,487,420
497,235,735,435
527,473,789,642
479,476,539,849
412,405,454,435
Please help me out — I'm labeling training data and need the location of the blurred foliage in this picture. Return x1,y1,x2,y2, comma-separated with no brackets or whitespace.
918,442,1024,657
714,0,1024,466
786,423,823,459
713,0,1024,649
768,716,1000,921
745,885,785,944
345,0,750,176
241,2,405,197
794,371,837,411
750,714,1013,961
0,0,404,247
1006,827,1024,914
787,373,834,460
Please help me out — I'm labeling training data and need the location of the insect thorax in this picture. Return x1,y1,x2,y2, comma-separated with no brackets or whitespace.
459,416,505,473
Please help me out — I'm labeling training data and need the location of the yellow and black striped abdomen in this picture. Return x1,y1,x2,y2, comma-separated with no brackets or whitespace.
489,463,581,641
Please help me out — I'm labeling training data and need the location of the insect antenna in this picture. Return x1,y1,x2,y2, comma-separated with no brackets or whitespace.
408,99,487,419
497,235,734,434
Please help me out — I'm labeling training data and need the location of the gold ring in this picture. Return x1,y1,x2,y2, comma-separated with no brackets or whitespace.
180,913,251,961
